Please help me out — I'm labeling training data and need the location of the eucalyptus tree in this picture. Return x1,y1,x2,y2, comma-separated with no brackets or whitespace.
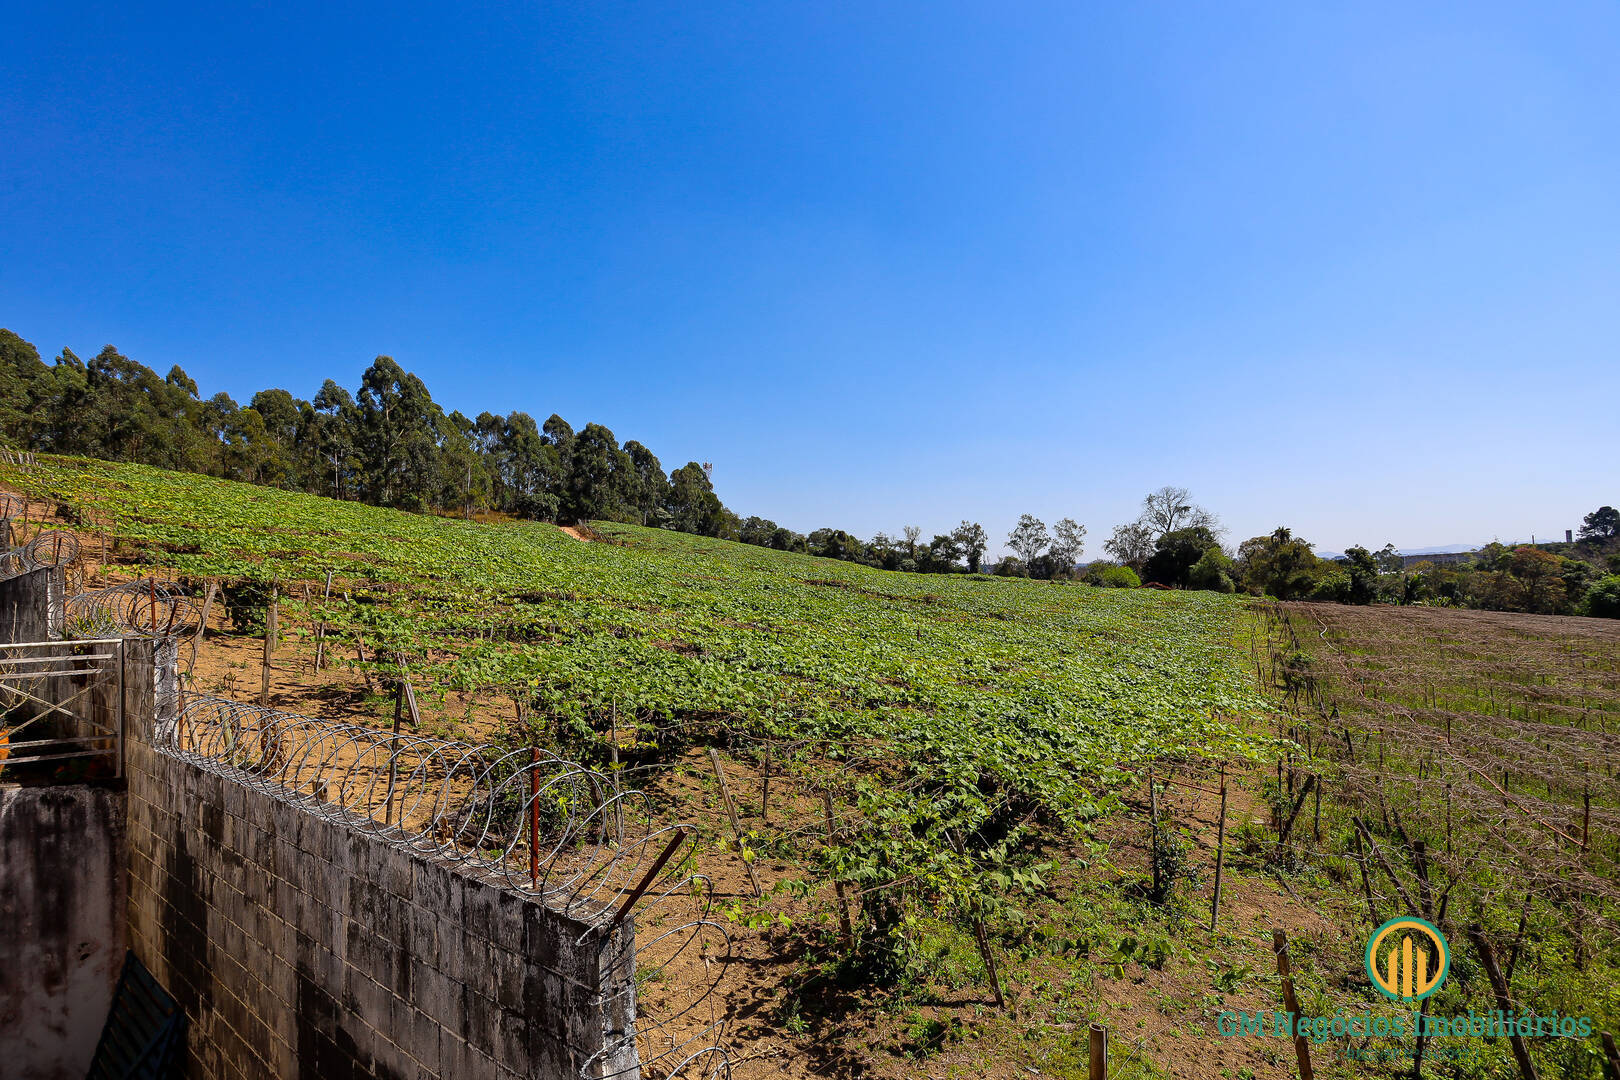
566,422,635,522
668,461,723,535
952,521,988,573
1139,485,1220,538
355,356,443,508
1007,514,1050,565
623,440,670,525
1048,518,1087,572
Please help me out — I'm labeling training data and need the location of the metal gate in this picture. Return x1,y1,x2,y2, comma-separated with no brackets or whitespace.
0,637,125,779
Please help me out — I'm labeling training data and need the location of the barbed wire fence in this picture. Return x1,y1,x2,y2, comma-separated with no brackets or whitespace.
165,692,735,1079
0,493,744,1080
1251,600,1620,1077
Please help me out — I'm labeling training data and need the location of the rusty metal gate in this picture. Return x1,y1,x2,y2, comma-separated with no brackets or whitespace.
0,637,125,779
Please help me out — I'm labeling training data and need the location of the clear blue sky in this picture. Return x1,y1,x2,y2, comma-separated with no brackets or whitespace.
5,2,1617,555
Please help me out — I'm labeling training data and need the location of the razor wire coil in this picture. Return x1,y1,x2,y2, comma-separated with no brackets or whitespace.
65,578,199,639
0,529,80,581
165,692,733,1079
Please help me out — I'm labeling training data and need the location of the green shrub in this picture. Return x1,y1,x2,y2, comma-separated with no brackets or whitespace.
223,580,274,634
1311,570,1350,602
1188,549,1236,593
1585,575,1620,619
1084,562,1140,588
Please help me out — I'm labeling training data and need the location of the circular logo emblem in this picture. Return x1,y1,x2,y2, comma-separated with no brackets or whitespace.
1365,917,1449,1002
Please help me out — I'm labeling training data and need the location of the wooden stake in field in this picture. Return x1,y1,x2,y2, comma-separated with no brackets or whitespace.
1598,1031,1619,1080
529,746,541,889
384,692,406,827
1350,828,1381,926
1583,784,1592,852
1277,774,1317,853
1147,770,1162,899
300,583,313,670
1210,763,1228,931
822,789,855,949
398,668,422,727
608,703,623,840
314,569,334,672
1272,929,1315,1080
760,741,772,825
1088,1023,1107,1080
1468,926,1538,1080
708,748,762,897
945,830,1006,1008
260,593,278,706
1312,776,1322,845
1413,1001,1432,1080
347,592,374,691
186,581,218,679
1353,816,1421,916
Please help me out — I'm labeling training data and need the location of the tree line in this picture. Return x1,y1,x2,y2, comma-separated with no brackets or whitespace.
1091,491,1620,619
2,328,1615,617
0,329,726,533
780,482,1620,620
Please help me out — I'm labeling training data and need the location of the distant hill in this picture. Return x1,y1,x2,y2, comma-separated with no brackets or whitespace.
1314,539,1566,561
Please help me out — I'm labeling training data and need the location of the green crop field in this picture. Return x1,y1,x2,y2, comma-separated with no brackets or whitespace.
2,454,1271,783
3,455,1310,1076
25,455,1618,1080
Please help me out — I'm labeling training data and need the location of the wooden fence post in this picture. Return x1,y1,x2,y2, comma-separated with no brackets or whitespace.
822,789,855,949
1272,929,1315,1080
1468,926,1538,1080
186,581,218,679
1088,1023,1107,1080
314,569,334,672
708,748,762,897
1211,763,1228,931
260,594,278,705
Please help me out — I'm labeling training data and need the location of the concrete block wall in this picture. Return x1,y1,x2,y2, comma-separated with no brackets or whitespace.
125,742,638,1079
121,640,640,1080
0,781,127,1080
0,565,125,1080
0,571,643,1080
0,564,63,642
